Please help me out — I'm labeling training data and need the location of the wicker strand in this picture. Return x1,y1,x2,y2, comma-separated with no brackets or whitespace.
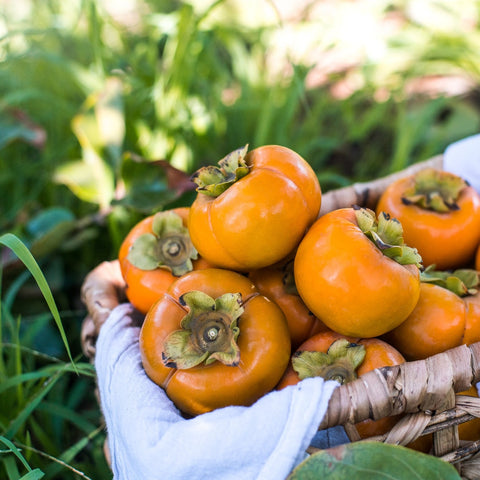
319,155,443,215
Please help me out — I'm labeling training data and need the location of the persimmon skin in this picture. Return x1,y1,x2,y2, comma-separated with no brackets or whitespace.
277,331,405,439
476,244,480,271
248,266,330,349
384,283,466,361
188,145,321,272
376,176,480,270
139,268,291,416
294,208,421,338
464,290,480,346
118,207,210,314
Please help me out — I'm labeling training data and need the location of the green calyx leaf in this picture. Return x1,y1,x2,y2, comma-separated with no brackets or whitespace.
291,339,366,384
420,265,479,297
354,206,423,268
401,168,467,213
191,144,250,197
162,290,243,369
127,211,198,275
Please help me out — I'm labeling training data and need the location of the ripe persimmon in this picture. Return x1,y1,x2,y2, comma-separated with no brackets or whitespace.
384,267,480,360
276,331,406,439
376,168,480,270
118,208,211,314
294,207,422,338
140,268,291,416
188,145,321,271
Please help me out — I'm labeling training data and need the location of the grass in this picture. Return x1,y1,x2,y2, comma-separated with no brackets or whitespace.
1,0,480,477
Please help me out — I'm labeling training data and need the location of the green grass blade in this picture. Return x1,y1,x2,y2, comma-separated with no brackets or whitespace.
0,436,33,472
19,470,45,480
0,233,76,371
3,368,66,439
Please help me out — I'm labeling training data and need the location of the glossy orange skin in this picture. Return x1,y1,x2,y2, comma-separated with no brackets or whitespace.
188,145,322,272
476,244,480,270
376,175,480,270
118,207,211,314
294,208,421,338
139,268,291,416
464,290,480,346
384,282,467,360
248,266,330,349
277,331,405,439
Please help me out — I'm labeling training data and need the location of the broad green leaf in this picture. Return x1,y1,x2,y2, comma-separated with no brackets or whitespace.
288,442,461,480
54,158,114,208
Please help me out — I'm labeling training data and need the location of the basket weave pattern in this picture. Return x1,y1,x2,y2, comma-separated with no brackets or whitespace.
81,155,480,479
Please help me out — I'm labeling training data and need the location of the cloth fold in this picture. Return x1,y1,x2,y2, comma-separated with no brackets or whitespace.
95,304,339,480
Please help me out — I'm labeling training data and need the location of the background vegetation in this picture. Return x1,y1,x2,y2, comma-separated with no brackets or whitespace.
1,0,480,478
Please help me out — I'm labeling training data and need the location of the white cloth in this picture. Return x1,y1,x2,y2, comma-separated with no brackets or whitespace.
443,133,480,192
95,303,339,480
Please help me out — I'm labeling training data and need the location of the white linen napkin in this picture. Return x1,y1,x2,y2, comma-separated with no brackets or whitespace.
95,303,339,480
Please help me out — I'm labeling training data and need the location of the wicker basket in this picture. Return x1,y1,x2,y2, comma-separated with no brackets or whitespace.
80,154,480,479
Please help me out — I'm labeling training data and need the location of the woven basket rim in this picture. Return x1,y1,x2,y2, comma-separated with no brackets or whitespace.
80,154,480,472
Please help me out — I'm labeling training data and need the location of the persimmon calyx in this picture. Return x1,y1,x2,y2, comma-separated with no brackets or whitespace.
162,290,243,369
127,211,198,276
191,144,250,197
401,168,466,213
420,265,479,297
354,206,423,268
291,339,366,384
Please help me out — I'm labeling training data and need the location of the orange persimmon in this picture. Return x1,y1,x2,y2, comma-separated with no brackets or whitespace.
188,145,321,271
118,208,211,314
139,268,291,416
376,168,480,270
294,207,422,338
277,331,406,439
384,268,480,360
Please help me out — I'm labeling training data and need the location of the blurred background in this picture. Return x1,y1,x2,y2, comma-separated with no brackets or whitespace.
1,0,480,478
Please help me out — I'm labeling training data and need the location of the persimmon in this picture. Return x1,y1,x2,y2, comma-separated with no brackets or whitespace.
294,207,422,338
188,145,322,271
384,267,480,360
118,208,211,314
277,331,406,439
248,259,330,349
376,168,480,270
476,243,480,271
139,268,291,416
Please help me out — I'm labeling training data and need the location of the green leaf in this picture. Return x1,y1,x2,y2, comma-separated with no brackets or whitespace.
54,157,114,208
288,442,461,480
0,234,76,371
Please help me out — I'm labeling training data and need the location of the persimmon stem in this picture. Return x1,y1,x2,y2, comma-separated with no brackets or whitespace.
292,339,366,384
420,265,479,297
190,145,250,197
354,206,423,268
127,211,198,276
401,168,466,213
162,290,243,369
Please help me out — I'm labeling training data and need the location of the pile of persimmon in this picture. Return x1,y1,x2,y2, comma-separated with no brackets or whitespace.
116,143,480,445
